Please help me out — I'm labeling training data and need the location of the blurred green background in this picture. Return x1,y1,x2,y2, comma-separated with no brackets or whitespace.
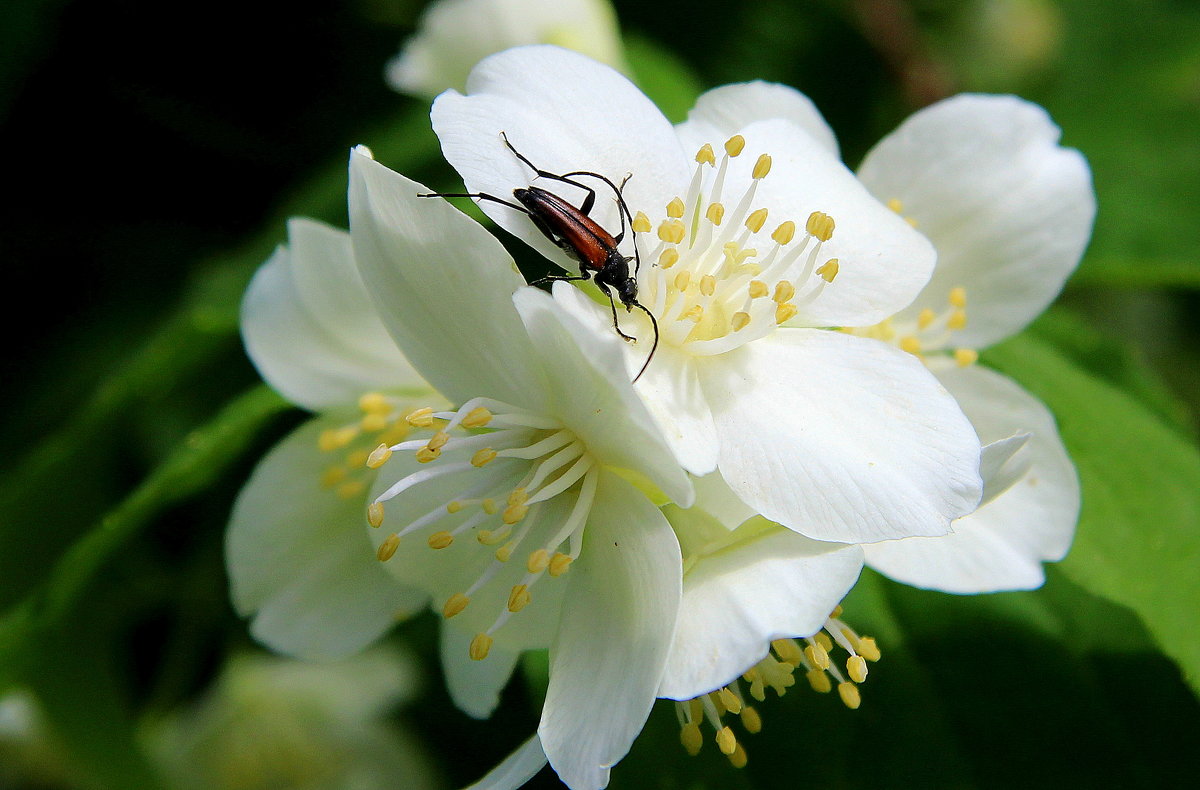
2,0,1199,787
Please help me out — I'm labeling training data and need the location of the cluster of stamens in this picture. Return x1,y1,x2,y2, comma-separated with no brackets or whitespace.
365,398,598,662
629,135,842,354
675,606,880,767
315,392,415,500
851,281,978,367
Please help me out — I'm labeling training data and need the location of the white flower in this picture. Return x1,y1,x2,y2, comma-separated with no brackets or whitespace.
845,93,1093,593
386,0,625,98
428,45,984,546
347,147,694,790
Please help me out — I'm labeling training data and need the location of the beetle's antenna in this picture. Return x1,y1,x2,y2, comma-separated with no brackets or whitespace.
630,302,659,383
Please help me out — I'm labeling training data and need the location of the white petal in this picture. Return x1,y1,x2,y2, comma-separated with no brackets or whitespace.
551,284,720,476
539,471,681,790
660,519,863,700
440,623,520,720
734,118,937,325
431,45,690,268
979,431,1032,507
675,81,839,158
702,329,983,543
858,94,1096,348
461,734,548,790
864,364,1079,592
348,149,551,410
690,471,757,531
226,416,428,660
515,286,693,507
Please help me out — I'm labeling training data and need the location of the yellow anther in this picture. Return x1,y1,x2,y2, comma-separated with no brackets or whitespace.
376,533,400,562
527,549,551,574
495,542,514,562
507,488,528,506
838,681,862,710
706,202,725,225
806,211,835,242
321,466,347,488
427,431,450,452
886,198,904,214
717,687,742,714
847,655,869,683
745,207,768,232
684,305,705,323
954,348,979,368
337,481,365,500
448,501,464,514
899,336,922,355
405,407,435,427
632,211,652,233
442,593,470,618
366,443,392,469
360,412,389,432
773,281,795,304
775,303,798,324
346,449,370,469
730,311,751,332
658,248,679,269
949,286,967,308
548,552,573,577
358,392,390,413
502,503,528,524
917,308,936,330
507,584,531,612
468,633,493,661
680,722,703,756
752,153,772,179
318,426,359,452
481,498,498,515
700,275,717,297
658,219,685,244
471,448,497,467
857,636,882,662
906,216,919,228
728,744,748,769
947,309,968,330
427,531,454,550
748,280,769,299
695,143,716,165
740,706,762,734
830,605,843,618
461,407,493,427
806,669,832,694
772,638,803,666
724,135,745,157
673,270,691,292
715,726,738,755
771,221,796,245
804,643,831,671
666,197,686,218
415,447,440,464
817,258,839,283
367,502,385,528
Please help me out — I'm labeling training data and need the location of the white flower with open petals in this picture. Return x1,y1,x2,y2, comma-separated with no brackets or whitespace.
348,147,694,790
429,45,983,546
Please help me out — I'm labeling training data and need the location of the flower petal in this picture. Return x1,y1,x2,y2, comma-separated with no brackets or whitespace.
431,45,690,268
440,623,521,720
241,221,427,411
675,81,839,158
858,94,1095,348
551,284,720,477
348,148,551,409
539,470,681,790
515,286,693,506
226,416,427,660
701,329,983,543
864,363,1079,592
659,518,863,700
731,118,938,325
461,734,548,790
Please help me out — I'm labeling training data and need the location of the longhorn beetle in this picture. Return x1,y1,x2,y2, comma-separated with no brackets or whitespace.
420,133,659,382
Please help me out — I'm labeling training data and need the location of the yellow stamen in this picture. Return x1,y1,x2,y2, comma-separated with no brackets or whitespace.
771,639,803,666
358,392,389,413
376,533,400,562
748,280,769,299
548,552,573,577
740,706,762,734
816,258,839,283
427,431,450,451
683,305,704,323
858,636,882,662
469,633,492,661
745,207,768,233
806,669,832,694
886,198,904,214
659,248,679,269
415,447,440,464
900,336,922,355
775,303,798,324
447,500,463,514
481,498,498,515
673,270,691,292
658,219,685,244
806,211,835,242
461,407,493,427
730,311,751,332
947,309,968,330
443,593,470,618
666,197,686,219
949,287,967,308
752,153,772,180
502,503,528,524
804,643,831,671
318,426,359,452
847,655,869,683
706,202,725,225
695,143,716,166
632,211,652,233
527,549,550,574
360,412,388,432
717,687,742,714
773,281,795,304
917,308,936,330
471,448,497,467
954,348,979,367
366,443,392,469
367,502,385,528
729,743,748,769
427,531,454,550
838,681,861,710
507,584,531,612
724,135,745,157
495,542,514,562
771,221,796,245
815,632,833,652
405,407,435,427
680,722,703,756
337,481,365,500
321,466,347,488
715,726,737,755
700,275,717,297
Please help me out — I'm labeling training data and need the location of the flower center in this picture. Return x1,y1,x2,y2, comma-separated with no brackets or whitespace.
674,606,880,767
365,398,599,661
629,135,842,356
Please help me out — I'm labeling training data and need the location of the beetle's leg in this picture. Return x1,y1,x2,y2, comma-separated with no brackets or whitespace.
418,191,527,213
530,272,591,287
596,282,637,343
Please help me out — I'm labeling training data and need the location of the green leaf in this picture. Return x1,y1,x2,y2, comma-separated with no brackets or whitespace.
625,34,704,123
983,332,1200,695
